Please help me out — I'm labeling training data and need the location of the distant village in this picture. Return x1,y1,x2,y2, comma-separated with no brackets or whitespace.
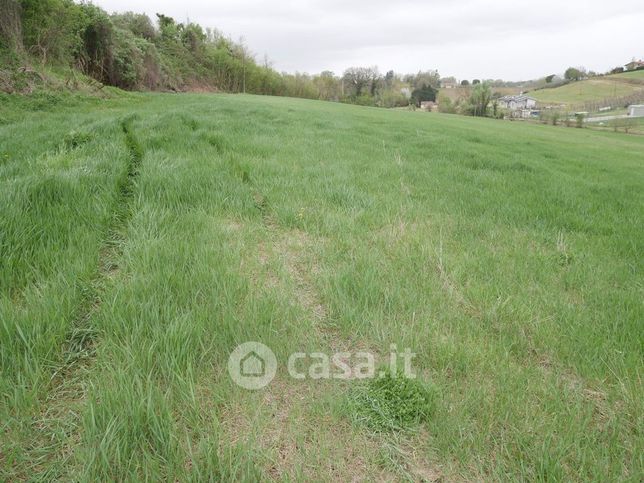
415,58,644,123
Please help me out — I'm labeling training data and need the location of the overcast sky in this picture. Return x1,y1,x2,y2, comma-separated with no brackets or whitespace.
93,0,644,81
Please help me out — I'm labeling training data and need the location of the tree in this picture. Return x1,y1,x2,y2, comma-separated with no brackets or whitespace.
404,70,440,90
313,70,339,100
21,0,86,65
545,74,555,83
0,0,24,53
411,84,437,107
472,79,480,85
181,23,206,53
622,117,636,134
466,82,492,116
611,117,636,133
109,27,144,89
564,67,586,81
460,79,470,86
384,70,395,88
574,112,585,128
564,67,580,80
156,13,180,41
80,4,114,82
437,94,456,113
377,89,409,108
491,91,503,118
343,67,367,97
368,67,381,96
112,12,156,41
342,66,379,98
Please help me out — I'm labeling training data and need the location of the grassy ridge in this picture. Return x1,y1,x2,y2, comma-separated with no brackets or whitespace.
609,70,644,81
531,73,644,105
1,93,643,480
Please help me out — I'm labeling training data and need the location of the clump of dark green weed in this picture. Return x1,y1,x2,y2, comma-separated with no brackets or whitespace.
205,133,228,153
180,114,199,131
347,369,436,432
63,129,93,150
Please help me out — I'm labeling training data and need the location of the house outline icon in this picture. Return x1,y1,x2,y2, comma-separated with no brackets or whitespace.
240,351,265,377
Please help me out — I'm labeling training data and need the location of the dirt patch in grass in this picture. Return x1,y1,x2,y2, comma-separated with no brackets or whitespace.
220,221,397,479
217,376,398,481
255,239,281,291
273,228,327,322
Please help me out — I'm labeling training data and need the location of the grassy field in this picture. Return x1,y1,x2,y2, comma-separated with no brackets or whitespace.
608,70,644,82
531,74,644,106
1,92,643,481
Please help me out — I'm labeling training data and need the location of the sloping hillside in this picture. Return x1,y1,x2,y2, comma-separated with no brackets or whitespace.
1,92,643,481
608,70,644,82
531,72,644,107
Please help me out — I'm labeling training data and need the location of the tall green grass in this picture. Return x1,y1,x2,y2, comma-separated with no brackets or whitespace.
1,92,642,481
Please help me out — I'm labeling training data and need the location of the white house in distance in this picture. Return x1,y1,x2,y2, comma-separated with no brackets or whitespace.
624,60,644,71
628,105,644,117
441,79,458,89
498,94,537,110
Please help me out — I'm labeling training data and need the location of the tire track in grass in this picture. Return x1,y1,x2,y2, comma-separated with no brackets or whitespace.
208,141,440,480
251,185,332,338
24,116,145,479
250,182,445,481
219,179,404,481
59,116,143,368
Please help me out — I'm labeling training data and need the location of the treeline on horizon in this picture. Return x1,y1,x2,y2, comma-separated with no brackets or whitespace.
0,0,452,107
4,0,617,113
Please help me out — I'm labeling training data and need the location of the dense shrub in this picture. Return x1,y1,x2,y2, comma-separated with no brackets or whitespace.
109,29,143,89
2,1,428,104
20,0,86,65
